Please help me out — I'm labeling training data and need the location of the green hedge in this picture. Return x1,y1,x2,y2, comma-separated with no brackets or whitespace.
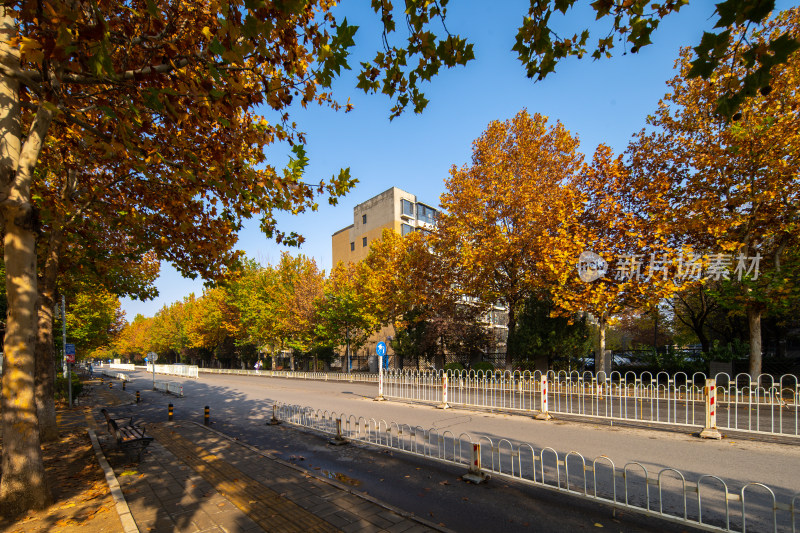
444,362,464,372
471,361,495,373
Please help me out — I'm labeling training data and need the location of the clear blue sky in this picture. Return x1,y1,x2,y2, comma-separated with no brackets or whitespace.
120,1,794,320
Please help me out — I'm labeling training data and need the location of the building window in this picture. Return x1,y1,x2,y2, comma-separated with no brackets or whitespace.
401,223,414,236
362,237,367,247
362,214,367,224
417,203,437,225
401,199,414,217
350,242,355,251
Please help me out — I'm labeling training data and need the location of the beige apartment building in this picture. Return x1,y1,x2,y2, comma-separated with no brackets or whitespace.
332,187,438,266
331,186,508,371
331,187,439,370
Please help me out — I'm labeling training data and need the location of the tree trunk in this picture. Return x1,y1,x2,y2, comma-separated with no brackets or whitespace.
747,305,763,380
597,314,609,375
504,304,516,371
35,211,66,443
0,11,53,514
35,294,58,442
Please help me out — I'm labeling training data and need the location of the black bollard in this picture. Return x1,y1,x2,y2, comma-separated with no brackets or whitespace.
168,403,173,421
122,381,126,391
136,390,140,403
204,405,210,426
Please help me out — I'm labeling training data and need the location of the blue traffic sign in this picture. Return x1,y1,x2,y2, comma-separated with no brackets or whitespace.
65,343,75,356
376,342,387,356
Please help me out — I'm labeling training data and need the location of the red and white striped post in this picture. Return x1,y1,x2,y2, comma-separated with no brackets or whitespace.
437,373,450,409
535,374,552,420
700,378,722,439
462,442,489,483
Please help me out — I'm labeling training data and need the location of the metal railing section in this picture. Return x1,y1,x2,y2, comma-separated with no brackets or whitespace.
108,363,136,371
145,364,199,379
97,369,129,381
197,368,379,383
153,380,184,397
273,401,799,533
380,370,800,437
187,367,798,437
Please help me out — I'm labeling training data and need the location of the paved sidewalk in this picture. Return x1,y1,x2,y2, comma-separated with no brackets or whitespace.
91,384,442,533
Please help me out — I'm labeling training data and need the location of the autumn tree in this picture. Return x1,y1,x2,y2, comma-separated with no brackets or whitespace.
273,254,325,369
627,8,800,378
365,228,488,368
436,110,584,370
315,261,379,372
149,300,193,363
0,0,491,510
113,314,155,362
552,145,677,373
514,1,799,118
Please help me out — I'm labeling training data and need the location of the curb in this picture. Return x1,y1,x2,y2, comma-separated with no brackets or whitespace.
87,428,139,533
181,420,455,533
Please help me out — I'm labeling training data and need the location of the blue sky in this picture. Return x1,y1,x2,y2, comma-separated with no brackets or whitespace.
120,1,794,320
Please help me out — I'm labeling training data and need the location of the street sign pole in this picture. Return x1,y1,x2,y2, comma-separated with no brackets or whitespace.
148,352,158,390
375,342,387,401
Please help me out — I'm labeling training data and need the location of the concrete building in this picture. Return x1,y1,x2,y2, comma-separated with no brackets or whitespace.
332,187,438,266
330,186,508,370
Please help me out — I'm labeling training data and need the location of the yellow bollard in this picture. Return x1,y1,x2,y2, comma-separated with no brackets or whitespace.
168,403,174,421
204,405,210,426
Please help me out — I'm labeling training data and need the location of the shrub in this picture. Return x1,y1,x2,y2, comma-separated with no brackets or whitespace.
55,372,83,401
444,362,464,372
471,361,494,373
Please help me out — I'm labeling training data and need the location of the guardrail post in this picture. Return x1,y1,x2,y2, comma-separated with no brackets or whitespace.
437,373,450,409
168,403,173,421
136,391,140,403
535,375,552,420
700,378,722,439
204,405,210,426
462,442,489,483
267,404,281,425
329,417,348,445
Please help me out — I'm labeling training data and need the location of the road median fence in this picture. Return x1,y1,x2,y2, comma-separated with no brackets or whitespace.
272,401,799,533
154,380,184,397
193,367,798,437
96,369,129,381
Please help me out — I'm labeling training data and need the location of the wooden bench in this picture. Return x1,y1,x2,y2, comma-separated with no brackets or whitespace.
101,408,133,428
103,411,153,460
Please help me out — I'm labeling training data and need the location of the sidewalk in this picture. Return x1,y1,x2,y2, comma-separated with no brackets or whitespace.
91,384,443,533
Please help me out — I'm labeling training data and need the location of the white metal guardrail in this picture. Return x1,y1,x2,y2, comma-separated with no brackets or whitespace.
192,367,798,437
108,363,135,370
145,364,199,379
97,369,129,381
197,368,379,383
274,401,799,533
381,369,799,438
154,380,184,397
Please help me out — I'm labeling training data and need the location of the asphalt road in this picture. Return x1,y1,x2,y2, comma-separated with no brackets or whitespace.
111,370,800,532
